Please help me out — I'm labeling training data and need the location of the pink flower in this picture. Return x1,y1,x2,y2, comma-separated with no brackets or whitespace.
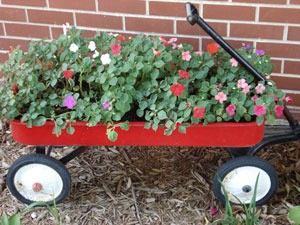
215,92,227,104
193,107,205,119
230,58,238,67
170,83,185,96
152,48,161,56
242,84,250,94
237,79,247,89
254,105,266,117
182,51,192,61
102,100,111,110
285,96,293,103
194,51,203,55
226,104,236,116
209,208,218,216
168,37,177,44
63,96,76,109
275,105,284,117
251,95,259,102
178,70,189,79
110,44,122,55
255,83,266,94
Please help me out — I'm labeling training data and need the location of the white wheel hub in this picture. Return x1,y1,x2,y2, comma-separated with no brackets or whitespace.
222,166,271,204
14,163,63,202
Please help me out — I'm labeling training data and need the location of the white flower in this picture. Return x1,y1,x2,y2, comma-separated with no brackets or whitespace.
69,43,79,52
101,53,111,65
93,50,99,58
62,22,70,35
88,41,96,51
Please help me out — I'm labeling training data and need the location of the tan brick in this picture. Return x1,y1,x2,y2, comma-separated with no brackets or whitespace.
28,10,74,25
0,24,4,36
230,24,284,40
272,76,300,91
0,7,26,22
290,0,300,4
256,42,300,59
149,1,187,17
272,59,282,74
2,0,46,7
0,38,30,51
232,0,286,3
260,7,300,24
49,0,96,11
98,0,146,14
0,52,9,63
126,17,173,33
287,26,300,41
177,21,227,37
203,5,256,21
76,13,122,30
5,24,50,39
284,61,300,75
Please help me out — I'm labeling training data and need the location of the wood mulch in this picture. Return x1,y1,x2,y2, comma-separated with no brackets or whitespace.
0,120,299,225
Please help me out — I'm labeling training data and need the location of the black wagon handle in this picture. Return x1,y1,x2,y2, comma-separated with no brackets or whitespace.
185,2,299,129
185,2,266,82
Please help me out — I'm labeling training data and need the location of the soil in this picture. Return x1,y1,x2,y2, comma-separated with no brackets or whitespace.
0,119,299,225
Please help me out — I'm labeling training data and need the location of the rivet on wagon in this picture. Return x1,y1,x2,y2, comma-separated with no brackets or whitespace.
32,182,43,192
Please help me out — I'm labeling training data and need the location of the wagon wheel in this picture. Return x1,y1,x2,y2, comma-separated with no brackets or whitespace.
213,156,278,205
6,154,71,205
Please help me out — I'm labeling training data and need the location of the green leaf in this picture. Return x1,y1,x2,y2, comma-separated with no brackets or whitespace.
154,60,164,68
157,110,168,120
136,62,144,70
109,77,118,86
1,213,9,225
119,121,129,131
32,116,46,126
107,130,118,142
256,116,264,125
179,125,186,134
67,126,75,135
8,214,22,225
288,206,300,225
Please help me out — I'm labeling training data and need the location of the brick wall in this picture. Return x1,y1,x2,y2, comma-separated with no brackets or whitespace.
0,0,299,119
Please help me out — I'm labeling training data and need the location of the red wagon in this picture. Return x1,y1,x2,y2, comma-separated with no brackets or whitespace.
5,3,300,207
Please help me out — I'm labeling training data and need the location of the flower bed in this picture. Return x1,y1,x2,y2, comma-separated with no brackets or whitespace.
0,25,289,142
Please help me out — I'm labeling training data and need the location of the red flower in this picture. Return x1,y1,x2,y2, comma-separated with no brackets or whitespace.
116,34,125,41
193,107,205,119
62,70,74,79
110,44,122,55
170,83,185,96
207,43,219,55
178,70,189,79
12,83,18,95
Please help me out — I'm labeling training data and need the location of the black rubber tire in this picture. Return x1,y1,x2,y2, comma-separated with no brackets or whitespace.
213,156,278,206
6,154,71,205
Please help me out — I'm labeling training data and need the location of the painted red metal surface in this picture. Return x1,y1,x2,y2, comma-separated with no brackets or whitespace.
10,120,264,147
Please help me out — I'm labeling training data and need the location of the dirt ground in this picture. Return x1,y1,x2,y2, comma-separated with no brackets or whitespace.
0,120,299,225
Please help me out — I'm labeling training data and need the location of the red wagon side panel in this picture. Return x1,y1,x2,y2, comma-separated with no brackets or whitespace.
10,120,264,147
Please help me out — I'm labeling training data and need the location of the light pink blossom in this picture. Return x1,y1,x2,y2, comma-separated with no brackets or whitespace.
215,91,227,104
182,51,192,61
237,79,247,89
230,58,238,67
251,95,259,102
242,84,250,94
285,96,293,103
255,83,266,94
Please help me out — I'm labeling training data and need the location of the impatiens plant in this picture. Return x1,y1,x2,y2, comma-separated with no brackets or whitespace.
0,25,290,141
